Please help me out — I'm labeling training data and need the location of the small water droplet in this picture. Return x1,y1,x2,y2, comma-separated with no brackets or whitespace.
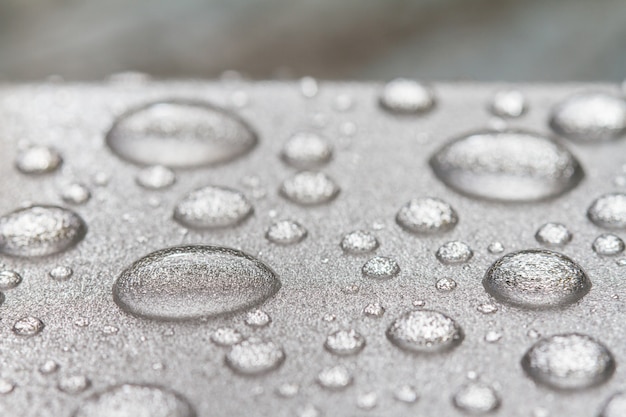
0,270,22,290
394,385,419,403
211,327,244,346
452,382,501,414
225,338,286,375
60,183,91,205
275,383,299,398
396,198,458,234
58,375,90,394
136,165,176,190
356,391,378,410
616,257,626,266
490,89,527,118
522,333,615,390
15,146,62,175
527,329,541,339
484,330,503,343
340,230,379,254
102,325,119,335
487,242,505,254
317,365,353,390
49,265,73,281
39,360,60,375
379,78,435,114
535,223,572,246
339,121,357,137
92,172,110,186
341,284,360,294
386,310,463,353
588,193,626,229
363,302,385,318
12,316,44,336
476,303,498,314
600,392,626,417
362,256,400,279
436,241,473,264
297,404,321,417
173,186,253,229
436,277,457,292
74,316,90,327
280,171,340,206
334,94,354,112
324,329,366,356
300,77,319,98
245,309,271,328
281,132,333,169
0,379,15,395
265,220,308,245
593,234,625,256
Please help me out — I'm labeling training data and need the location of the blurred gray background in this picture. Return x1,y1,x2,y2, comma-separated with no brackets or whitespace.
0,0,625,81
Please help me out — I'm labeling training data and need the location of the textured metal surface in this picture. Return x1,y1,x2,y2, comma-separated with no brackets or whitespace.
0,80,625,416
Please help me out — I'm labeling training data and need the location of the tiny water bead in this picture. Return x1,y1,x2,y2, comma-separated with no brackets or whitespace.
225,338,285,375
245,309,271,328
39,360,60,375
396,198,458,234
356,391,378,410
452,383,500,414
58,375,91,394
522,333,615,390
430,130,584,202
173,186,253,229
73,384,195,417
265,220,308,245
279,171,340,206
588,193,626,229
487,241,505,254
386,310,463,353
275,382,299,398
490,89,527,118
394,385,419,403
535,223,572,246
113,246,281,321
60,183,91,205
340,230,379,254
12,316,44,336
317,365,353,390
363,302,385,317
550,92,626,142
436,277,457,292
136,165,176,190
211,327,244,346
436,241,473,264
324,329,366,355
15,145,62,174
0,270,22,290
379,78,435,114
600,392,626,417
49,265,73,281
362,256,400,279
106,100,257,168
476,303,498,315
280,132,333,168
0,205,87,257
483,249,590,309
0,378,15,395
593,234,625,256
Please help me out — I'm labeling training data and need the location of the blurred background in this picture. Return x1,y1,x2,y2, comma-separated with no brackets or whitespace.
0,0,625,82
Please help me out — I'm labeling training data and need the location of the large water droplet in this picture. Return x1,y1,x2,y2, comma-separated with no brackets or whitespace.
593,234,625,256
73,384,195,417
386,310,463,353
225,338,285,375
173,186,253,229
550,92,626,142
12,316,44,336
340,230,379,254
588,193,626,229
324,329,366,356
452,382,501,414
535,222,572,246
522,333,615,390
15,146,63,175
483,249,590,309
106,101,257,168
280,132,333,168
362,256,400,279
436,241,473,264
0,205,87,257
379,78,435,114
396,198,458,234
430,131,584,202
113,246,281,321
265,220,307,245
280,171,340,206
600,392,626,417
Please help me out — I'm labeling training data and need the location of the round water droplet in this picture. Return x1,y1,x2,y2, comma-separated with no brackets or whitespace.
275,383,299,398
60,183,91,205
452,383,500,414
12,316,44,336
600,392,626,417
430,131,584,202
281,132,332,168
386,310,463,353
394,385,419,403
550,92,626,142
0,379,15,395
280,171,340,206
173,186,253,229
436,277,457,292
593,234,625,256
485,330,503,343
317,365,353,390
356,391,378,410
588,193,626,229
436,241,473,264
73,384,195,417
15,146,62,175
49,265,73,281
340,230,379,254
245,309,271,328
324,329,366,356
477,303,498,314
106,101,257,168
396,197,458,234
265,220,307,245
211,327,244,346
0,270,22,290
362,256,400,279
522,333,615,390
225,338,285,375
363,302,385,318
300,77,319,98
0,205,87,257
535,223,572,246
113,246,281,321
379,78,435,114
58,375,91,394
483,249,590,309
136,165,176,190
490,89,527,118
39,360,60,375
488,241,505,254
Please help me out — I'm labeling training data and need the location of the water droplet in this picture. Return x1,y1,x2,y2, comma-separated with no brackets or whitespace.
74,316,90,328
356,391,378,410
386,310,463,353
0,205,87,257
297,404,321,417
476,303,498,314
210,328,243,347
485,330,503,343
12,316,44,336
280,132,333,169
483,249,590,309
396,198,458,234
136,165,176,190
362,256,400,279
436,241,473,264
379,78,435,114
600,392,626,417
173,186,253,229
60,183,91,205
317,365,353,390
0,379,15,395
0,270,22,290
490,89,527,118
275,383,299,398
334,94,354,112
280,171,340,206
102,325,119,335
113,245,281,321
436,277,457,292
324,329,366,356
58,375,90,394
265,220,307,245
39,360,60,374
535,223,572,246
73,384,195,417
487,242,505,254
452,383,501,414
245,309,271,328
588,193,626,229
92,172,110,186
49,265,73,281
363,302,385,318
225,338,285,375
430,131,584,202
300,77,319,98
15,146,62,175
106,101,257,168
340,230,379,254
522,333,615,390
527,329,541,339
550,92,626,142
593,234,625,256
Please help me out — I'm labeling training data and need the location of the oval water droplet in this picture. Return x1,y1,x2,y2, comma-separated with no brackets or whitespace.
280,171,340,206
436,277,457,292
379,78,435,114
324,329,366,356
394,385,419,403
550,92,626,142
280,132,332,168
535,223,572,246
522,333,615,390
49,265,73,281
245,309,271,328
593,234,625,256
15,146,63,175
106,101,257,168
113,245,281,321
265,220,307,245
0,205,87,257
600,392,626,417
136,165,176,190
225,338,285,375
483,249,590,309
340,230,379,254
362,256,400,279
430,131,584,202
396,197,458,234
490,89,527,118
588,193,626,229
452,382,501,414
363,302,385,318
0,270,22,290
60,183,91,205
436,241,473,264
173,186,253,229
211,327,244,347
12,316,44,336
386,309,463,353
317,365,353,390
58,375,91,394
